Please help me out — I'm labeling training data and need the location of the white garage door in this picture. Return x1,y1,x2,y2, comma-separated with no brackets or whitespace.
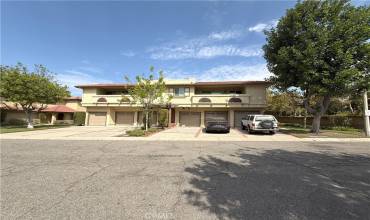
205,111,228,126
115,112,134,125
234,111,259,128
88,112,107,126
179,112,201,127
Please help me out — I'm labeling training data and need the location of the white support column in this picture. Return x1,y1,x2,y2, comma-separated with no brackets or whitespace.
168,109,172,127
51,113,57,125
85,111,89,126
363,90,370,137
229,109,234,128
106,108,114,126
200,111,205,127
175,109,180,126
134,111,138,127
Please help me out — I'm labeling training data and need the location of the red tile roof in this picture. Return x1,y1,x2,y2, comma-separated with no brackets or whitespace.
41,105,76,113
64,96,82,100
1,102,75,113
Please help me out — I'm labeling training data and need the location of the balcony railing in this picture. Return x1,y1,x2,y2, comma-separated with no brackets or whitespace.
191,94,250,105
83,94,265,106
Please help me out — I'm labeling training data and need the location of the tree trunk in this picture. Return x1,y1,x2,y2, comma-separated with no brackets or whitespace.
311,113,322,134
145,111,149,131
303,95,330,134
25,110,34,129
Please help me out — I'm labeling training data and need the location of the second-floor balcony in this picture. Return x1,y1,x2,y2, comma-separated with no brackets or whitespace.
82,93,266,107
190,94,257,106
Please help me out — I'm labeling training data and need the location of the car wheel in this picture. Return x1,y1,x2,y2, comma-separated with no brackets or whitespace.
269,131,275,135
247,126,253,134
241,124,245,130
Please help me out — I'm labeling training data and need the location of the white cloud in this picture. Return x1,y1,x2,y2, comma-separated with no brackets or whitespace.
164,63,271,82
56,70,111,95
149,44,262,60
248,20,278,32
148,26,262,60
120,50,136,57
208,30,242,41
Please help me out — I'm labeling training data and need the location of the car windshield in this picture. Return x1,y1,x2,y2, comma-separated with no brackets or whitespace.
255,116,276,121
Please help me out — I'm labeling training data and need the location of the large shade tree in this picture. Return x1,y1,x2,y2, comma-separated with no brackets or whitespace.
263,0,370,133
0,63,70,128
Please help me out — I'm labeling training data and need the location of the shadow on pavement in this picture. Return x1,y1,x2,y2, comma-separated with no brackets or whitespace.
184,149,370,219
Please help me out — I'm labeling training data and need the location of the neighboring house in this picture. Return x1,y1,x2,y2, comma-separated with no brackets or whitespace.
76,79,269,128
0,97,84,125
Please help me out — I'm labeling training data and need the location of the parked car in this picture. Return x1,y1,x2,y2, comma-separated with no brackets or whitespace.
205,121,230,133
241,114,279,134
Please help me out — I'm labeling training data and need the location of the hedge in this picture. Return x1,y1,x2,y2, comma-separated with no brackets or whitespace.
73,112,86,126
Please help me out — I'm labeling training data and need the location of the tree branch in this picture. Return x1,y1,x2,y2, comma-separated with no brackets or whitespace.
303,98,316,114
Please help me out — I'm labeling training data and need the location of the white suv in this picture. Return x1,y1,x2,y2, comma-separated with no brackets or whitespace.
241,114,279,134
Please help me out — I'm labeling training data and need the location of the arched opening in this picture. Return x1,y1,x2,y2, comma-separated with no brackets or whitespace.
97,97,107,102
229,98,242,103
199,98,211,103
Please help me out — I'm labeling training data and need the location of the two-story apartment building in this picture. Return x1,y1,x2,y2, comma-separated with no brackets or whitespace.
75,79,269,128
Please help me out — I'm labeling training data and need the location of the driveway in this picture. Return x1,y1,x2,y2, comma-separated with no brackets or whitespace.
0,126,130,139
148,127,299,141
1,140,370,219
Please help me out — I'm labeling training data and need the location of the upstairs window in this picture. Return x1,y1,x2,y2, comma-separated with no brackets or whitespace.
173,87,190,97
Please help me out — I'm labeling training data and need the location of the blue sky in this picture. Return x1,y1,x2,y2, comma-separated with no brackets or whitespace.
1,1,368,95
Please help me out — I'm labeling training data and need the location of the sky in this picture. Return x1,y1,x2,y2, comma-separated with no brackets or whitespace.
1,1,368,95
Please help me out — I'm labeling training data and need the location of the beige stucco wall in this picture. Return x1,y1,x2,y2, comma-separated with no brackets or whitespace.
81,84,267,108
245,85,267,106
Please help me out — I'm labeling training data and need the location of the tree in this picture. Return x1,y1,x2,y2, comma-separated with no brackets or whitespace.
125,67,171,131
267,90,302,116
264,0,370,133
0,63,70,128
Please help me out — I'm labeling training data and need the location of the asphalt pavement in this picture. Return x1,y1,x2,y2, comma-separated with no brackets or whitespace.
1,140,370,219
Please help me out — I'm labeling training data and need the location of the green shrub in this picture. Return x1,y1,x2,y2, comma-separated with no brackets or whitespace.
126,129,145,136
73,112,86,126
148,127,159,132
158,109,168,127
39,113,49,124
7,118,27,126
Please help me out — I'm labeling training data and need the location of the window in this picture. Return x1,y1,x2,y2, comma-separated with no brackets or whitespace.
174,87,189,97
255,116,276,121
57,113,64,120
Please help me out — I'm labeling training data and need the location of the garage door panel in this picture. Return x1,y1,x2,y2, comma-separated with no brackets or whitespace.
179,112,201,127
234,111,260,127
115,112,134,125
205,111,228,125
88,112,107,126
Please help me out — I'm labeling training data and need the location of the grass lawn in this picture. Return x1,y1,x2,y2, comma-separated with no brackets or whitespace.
280,124,367,138
125,127,164,137
0,125,71,134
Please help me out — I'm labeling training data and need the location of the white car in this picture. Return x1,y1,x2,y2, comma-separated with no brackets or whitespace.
241,114,279,134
